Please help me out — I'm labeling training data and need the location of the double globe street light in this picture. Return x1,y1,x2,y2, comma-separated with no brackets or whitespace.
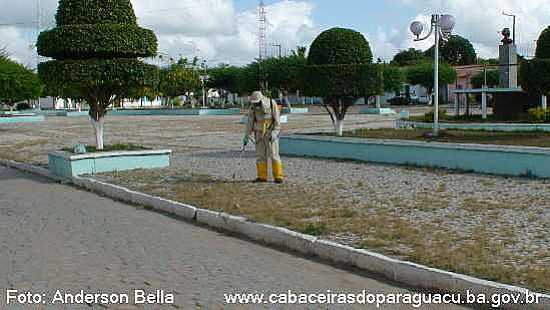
410,14,455,136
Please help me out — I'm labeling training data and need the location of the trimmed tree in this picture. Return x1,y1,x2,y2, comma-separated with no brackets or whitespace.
303,28,383,136
520,26,550,98
406,62,457,105
0,57,43,111
37,0,159,150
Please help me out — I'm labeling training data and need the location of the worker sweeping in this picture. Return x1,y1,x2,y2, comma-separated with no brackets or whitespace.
243,91,284,183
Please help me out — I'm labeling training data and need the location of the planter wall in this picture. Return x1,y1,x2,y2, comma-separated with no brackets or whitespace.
240,115,289,124
360,107,397,115
110,108,241,116
0,115,45,124
282,107,309,114
280,135,550,178
397,120,550,132
48,150,171,179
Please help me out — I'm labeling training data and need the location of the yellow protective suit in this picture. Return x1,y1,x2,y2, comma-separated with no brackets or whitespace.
245,94,284,183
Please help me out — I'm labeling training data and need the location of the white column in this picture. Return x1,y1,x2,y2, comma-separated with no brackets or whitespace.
481,91,487,119
542,95,547,110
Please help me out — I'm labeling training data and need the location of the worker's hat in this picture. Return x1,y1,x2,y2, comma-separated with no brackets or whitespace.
250,91,264,103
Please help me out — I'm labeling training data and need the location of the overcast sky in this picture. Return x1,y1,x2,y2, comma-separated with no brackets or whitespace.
0,0,548,68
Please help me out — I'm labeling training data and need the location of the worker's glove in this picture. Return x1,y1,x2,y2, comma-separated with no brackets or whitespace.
243,135,249,146
270,131,279,142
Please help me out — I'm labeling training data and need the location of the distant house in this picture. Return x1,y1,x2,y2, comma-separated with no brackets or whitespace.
445,65,481,105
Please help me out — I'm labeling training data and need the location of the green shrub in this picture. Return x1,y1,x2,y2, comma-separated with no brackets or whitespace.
424,108,448,123
527,108,550,123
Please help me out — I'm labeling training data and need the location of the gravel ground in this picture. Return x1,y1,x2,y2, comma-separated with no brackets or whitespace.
1,109,548,293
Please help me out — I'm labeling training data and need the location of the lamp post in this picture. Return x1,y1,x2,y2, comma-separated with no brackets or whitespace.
410,14,455,136
502,12,516,44
200,60,209,109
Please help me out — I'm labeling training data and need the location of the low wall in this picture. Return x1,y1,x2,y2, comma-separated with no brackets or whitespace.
360,107,397,115
282,107,309,114
397,120,550,132
110,108,241,116
280,135,550,178
49,149,171,179
240,114,289,124
0,115,45,124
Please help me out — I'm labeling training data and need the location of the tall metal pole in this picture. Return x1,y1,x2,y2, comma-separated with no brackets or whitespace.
433,15,439,136
37,0,42,110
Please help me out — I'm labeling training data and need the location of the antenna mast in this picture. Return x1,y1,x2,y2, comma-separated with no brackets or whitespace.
258,0,267,60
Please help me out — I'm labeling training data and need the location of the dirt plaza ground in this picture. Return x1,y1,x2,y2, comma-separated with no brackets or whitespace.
0,110,548,293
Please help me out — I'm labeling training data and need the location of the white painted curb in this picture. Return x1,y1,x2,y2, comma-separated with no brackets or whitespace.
1,160,548,309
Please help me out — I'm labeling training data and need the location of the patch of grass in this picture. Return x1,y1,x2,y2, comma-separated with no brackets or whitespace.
328,128,550,148
96,169,550,294
414,192,449,211
62,143,151,153
300,223,327,236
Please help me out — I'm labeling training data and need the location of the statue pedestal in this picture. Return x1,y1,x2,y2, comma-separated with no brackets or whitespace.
499,44,518,88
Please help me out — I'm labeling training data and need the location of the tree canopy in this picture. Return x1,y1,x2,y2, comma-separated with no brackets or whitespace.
391,48,427,67
406,62,457,94
159,61,201,100
535,26,550,59
424,35,477,66
0,57,43,110
520,26,550,96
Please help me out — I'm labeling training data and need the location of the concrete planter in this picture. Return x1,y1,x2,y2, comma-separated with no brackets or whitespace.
66,111,90,117
280,135,550,178
360,107,397,115
110,108,241,116
0,114,45,124
48,149,171,179
240,114,289,124
397,120,550,132
282,107,309,114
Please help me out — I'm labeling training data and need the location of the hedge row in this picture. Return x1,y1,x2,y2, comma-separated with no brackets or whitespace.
302,64,383,97
56,0,137,26
38,58,160,94
37,24,157,59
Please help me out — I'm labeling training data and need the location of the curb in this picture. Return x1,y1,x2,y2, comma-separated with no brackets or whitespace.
1,160,548,309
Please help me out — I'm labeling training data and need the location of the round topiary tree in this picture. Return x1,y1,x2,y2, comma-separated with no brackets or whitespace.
303,27,383,136
37,0,159,150
520,26,550,98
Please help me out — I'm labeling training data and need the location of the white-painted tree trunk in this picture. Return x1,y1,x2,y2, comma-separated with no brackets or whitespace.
334,119,344,136
91,117,105,150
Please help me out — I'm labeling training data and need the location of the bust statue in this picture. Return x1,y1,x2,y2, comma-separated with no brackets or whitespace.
501,28,513,45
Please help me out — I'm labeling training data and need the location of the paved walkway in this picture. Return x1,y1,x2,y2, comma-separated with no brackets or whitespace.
0,167,467,309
